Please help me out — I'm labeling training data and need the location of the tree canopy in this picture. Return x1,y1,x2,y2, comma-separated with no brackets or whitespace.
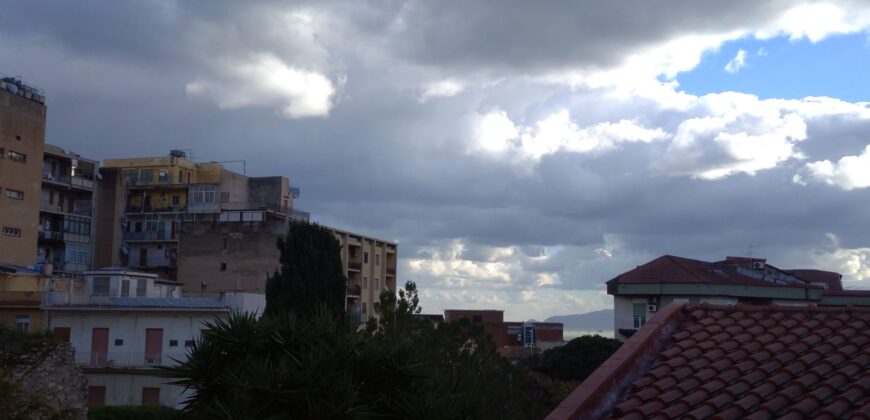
264,220,347,318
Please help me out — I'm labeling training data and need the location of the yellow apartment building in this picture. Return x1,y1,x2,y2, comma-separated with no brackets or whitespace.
0,76,47,266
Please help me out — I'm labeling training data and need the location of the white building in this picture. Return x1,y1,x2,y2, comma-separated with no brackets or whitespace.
43,268,264,407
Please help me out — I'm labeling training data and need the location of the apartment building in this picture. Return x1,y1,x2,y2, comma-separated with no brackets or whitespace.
178,220,398,323
38,144,98,274
0,76,47,266
44,268,264,407
443,309,564,359
94,151,306,280
607,255,870,340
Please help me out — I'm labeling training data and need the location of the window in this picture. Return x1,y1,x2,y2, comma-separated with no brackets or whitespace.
136,280,146,297
363,277,368,289
4,189,23,199
158,170,169,183
114,339,124,346
178,170,182,182
15,135,20,141
472,315,482,323
141,170,154,184
15,315,30,332
2,226,21,237
633,303,647,329
171,195,180,205
92,277,110,295
362,303,367,314
191,185,217,204
7,150,26,162
220,263,227,272
374,278,380,290
169,340,178,347
221,238,228,250
376,254,380,265
184,340,194,347
364,252,369,263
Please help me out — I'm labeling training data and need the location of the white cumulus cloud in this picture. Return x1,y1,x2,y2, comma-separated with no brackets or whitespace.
805,145,870,190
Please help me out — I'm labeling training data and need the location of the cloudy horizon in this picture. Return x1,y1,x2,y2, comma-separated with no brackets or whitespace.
4,0,870,321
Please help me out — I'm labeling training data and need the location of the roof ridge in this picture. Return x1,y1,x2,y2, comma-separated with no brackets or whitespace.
688,303,870,313
665,255,706,283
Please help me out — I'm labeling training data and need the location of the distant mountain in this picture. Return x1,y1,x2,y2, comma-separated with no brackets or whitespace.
545,309,613,332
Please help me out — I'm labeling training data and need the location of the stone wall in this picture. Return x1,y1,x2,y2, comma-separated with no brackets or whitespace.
0,338,87,420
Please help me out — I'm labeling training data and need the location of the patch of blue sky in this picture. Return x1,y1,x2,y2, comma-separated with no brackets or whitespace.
673,33,870,102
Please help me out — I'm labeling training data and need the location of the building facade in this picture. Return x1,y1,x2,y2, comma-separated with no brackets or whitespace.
94,151,306,280
39,144,98,274
178,220,398,323
44,268,264,408
443,309,565,358
0,76,47,266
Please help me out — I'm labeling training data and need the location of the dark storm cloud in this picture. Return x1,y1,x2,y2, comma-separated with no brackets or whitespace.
2,0,870,319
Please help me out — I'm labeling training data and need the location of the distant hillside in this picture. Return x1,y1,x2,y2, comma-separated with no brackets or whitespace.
545,309,613,332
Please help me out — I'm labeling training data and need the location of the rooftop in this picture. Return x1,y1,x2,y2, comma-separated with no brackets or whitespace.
548,303,870,419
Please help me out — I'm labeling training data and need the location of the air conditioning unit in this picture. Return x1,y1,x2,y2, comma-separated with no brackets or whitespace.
752,261,765,270
648,304,658,313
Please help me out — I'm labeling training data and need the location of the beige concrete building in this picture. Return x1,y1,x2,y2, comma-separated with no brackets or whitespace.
178,220,397,323
94,151,306,280
39,144,98,274
0,76,47,266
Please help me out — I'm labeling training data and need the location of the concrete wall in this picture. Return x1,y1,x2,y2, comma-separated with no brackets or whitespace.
49,310,224,368
0,89,47,265
86,372,191,408
248,176,290,210
178,219,287,293
94,168,124,268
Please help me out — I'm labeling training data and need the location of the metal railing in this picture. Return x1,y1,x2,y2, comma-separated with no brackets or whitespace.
633,316,646,329
125,204,187,213
129,256,176,268
348,262,362,270
40,199,64,213
39,200,92,217
38,230,63,241
123,231,175,241
386,268,397,276
346,285,362,297
76,351,189,368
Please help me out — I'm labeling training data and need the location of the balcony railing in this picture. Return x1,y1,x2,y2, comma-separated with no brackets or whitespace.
386,268,397,276
76,351,189,368
39,200,92,217
633,315,647,329
125,204,186,213
129,256,176,268
348,261,362,270
38,230,64,241
0,291,44,305
346,285,362,297
43,291,233,308
123,231,175,241
40,199,64,213
42,173,95,190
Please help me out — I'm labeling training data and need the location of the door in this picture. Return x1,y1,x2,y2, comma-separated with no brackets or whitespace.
145,328,163,365
142,387,160,406
170,221,178,239
91,328,109,365
54,327,71,342
87,386,106,407
139,248,147,267
120,280,130,297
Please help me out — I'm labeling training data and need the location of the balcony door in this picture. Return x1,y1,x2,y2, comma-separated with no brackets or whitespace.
91,328,109,365
139,248,147,267
145,328,163,365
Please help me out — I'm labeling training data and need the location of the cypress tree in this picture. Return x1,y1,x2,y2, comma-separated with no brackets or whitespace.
264,220,347,318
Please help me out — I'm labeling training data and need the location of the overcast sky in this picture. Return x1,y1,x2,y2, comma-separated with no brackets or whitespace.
4,1,870,321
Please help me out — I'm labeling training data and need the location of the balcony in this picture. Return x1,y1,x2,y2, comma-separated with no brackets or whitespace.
346,285,361,297
386,267,396,276
42,173,95,190
38,230,64,242
123,231,176,241
76,351,188,368
125,204,186,214
39,200,93,217
348,261,362,271
43,291,232,308
0,291,44,306
129,256,177,268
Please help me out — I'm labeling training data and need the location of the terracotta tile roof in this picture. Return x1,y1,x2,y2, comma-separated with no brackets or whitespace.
610,255,821,289
547,303,870,419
